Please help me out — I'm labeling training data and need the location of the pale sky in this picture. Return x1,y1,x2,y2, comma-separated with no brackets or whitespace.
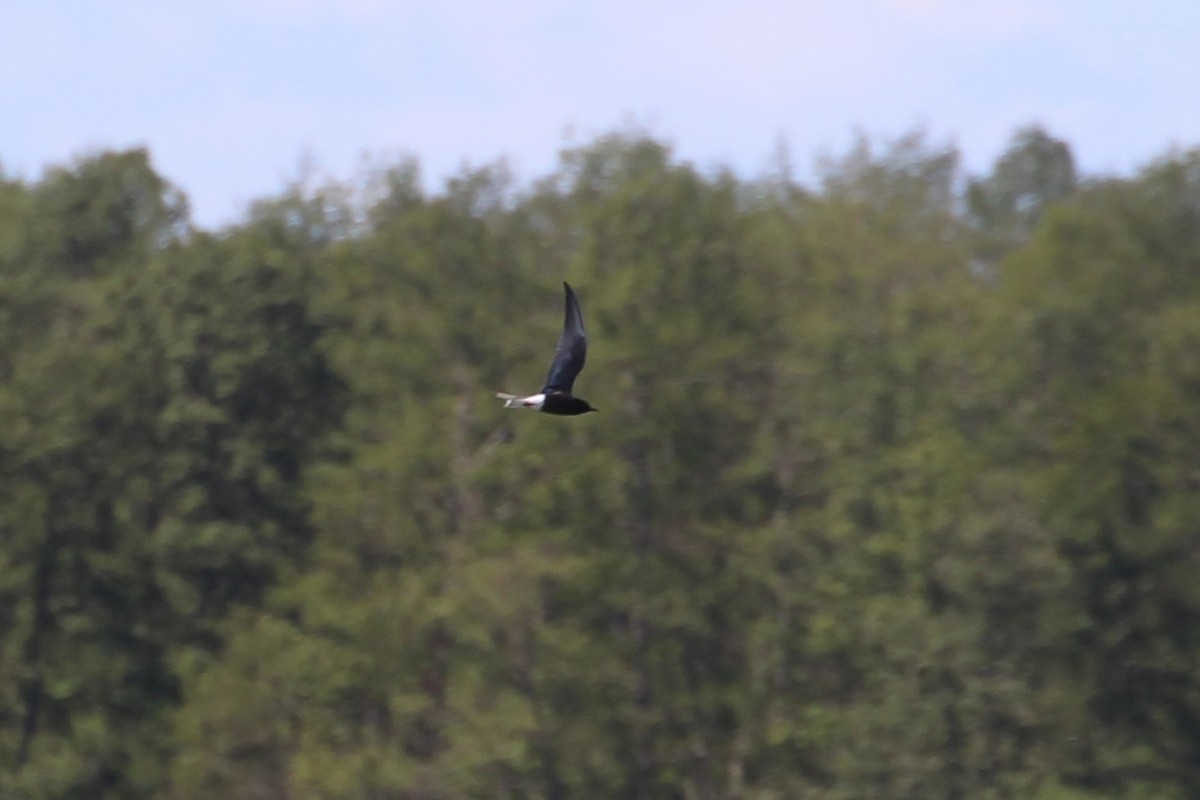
5,1,1199,229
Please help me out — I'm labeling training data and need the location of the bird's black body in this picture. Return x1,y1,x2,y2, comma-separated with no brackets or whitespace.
498,282,598,416
541,392,596,416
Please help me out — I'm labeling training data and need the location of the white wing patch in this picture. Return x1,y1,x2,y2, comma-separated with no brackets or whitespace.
496,392,545,410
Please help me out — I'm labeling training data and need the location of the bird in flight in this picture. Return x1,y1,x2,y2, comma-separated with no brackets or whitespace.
496,282,598,415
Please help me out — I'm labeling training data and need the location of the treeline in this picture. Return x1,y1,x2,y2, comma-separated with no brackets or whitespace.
1,127,1199,799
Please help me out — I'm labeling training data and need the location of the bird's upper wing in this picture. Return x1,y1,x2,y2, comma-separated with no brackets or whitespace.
541,282,588,394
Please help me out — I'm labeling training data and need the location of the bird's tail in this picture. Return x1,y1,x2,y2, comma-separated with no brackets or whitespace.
495,392,520,408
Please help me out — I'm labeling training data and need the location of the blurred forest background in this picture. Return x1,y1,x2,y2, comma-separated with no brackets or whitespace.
2,126,1200,800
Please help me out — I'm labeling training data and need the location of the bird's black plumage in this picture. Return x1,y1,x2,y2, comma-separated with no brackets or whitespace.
496,282,597,415
542,282,588,395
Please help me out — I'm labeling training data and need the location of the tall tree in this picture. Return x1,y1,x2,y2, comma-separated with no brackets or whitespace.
997,150,1200,796
967,125,1077,261
0,152,345,799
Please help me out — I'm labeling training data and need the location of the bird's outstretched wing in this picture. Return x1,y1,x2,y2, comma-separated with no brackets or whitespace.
541,282,588,394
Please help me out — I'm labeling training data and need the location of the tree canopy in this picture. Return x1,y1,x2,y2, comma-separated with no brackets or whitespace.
2,127,1200,799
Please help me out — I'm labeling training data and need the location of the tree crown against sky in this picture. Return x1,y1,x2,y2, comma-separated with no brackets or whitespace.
2,127,1200,799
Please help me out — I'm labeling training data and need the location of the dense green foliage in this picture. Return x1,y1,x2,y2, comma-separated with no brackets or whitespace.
2,127,1200,798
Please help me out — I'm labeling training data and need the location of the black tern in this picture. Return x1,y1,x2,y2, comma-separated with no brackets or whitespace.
496,282,598,416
